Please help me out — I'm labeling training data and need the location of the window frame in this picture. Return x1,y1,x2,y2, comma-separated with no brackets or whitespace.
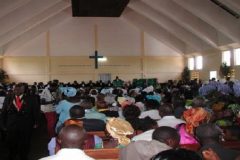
195,56,203,70
234,48,240,66
188,57,195,70
210,71,217,80
222,50,231,66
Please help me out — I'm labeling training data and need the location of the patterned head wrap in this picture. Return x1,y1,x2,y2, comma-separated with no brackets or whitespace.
63,87,77,97
106,118,134,146
64,119,83,128
118,97,135,108
183,107,211,135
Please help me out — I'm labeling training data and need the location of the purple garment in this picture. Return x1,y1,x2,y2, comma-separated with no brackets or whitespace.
177,124,198,145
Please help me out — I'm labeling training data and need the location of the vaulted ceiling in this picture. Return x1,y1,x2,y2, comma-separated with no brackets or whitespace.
0,0,239,55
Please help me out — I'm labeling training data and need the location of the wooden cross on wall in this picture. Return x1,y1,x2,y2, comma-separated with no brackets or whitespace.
89,50,103,69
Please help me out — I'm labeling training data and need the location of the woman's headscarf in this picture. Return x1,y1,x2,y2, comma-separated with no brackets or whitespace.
183,107,211,135
63,87,77,97
106,118,134,146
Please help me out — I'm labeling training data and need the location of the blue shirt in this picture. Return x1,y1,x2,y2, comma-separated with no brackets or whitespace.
85,108,107,122
56,100,80,124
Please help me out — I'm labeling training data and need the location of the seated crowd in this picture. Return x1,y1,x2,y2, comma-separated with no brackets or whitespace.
0,78,240,160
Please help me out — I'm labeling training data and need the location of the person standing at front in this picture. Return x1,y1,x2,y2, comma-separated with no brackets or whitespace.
2,83,38,160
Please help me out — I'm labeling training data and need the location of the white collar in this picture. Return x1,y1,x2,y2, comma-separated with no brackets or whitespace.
161,116,176,119
15,94,23,99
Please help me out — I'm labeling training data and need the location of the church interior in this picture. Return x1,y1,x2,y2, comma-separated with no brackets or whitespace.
0,0,240,160
0,0,239,83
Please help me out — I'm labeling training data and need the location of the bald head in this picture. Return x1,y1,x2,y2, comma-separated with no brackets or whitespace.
159,103,174,117
152,126,180,149
58,124,86,149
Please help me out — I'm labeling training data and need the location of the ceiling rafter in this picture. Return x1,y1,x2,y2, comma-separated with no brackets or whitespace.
141,0,221,48
2,10,70,54
0,0,65,36
0,0,31,19
173,0,240,42
128,1,213,52
219,0,240,14
122,8,187,54
0,0,71,48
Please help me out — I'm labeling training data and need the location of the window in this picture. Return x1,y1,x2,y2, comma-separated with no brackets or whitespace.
188,57,194,70
210,71,217,80
234,48,240,65
222,50,231,66
196,56,203,70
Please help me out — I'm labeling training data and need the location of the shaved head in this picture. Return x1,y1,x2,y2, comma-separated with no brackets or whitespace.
58,124,86,149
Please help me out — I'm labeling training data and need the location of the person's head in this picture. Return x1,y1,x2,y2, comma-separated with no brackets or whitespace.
69,105,85,119
151,148,202,160
135,94,144,103
96,98,108,110
224,126,240,141
159,103,174,117
90,89,98,96
49,82,58,92
152,126,180,149
30,85,37,95
80,96,95,109
183,108,211,135
140,117,158,131
145,99,160,110
196,123,222,145
192,97,205,108
57,124,86,149
123,105,141,119
96,93,105,101
22,83,29,94
14,83,25,96
172,98,185,109
63,87,77,97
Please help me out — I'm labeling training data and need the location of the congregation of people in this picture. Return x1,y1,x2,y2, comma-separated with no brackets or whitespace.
0,77,240,160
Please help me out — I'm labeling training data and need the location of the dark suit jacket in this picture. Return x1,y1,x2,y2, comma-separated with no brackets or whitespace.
83,118,106,131
2,94,38,130
63,118,106,132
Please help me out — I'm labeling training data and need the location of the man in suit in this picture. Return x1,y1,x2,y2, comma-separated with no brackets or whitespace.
2,83,38,160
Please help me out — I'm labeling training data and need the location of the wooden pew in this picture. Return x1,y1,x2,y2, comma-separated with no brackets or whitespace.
84,148,120,160
84,141,240,160
222,141,240,151
87,131,108,138
180,141,240,151
180,144,201,151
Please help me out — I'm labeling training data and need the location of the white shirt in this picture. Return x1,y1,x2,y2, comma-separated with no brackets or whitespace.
40,87,56,112
139,110,161,120
157,116,185,128
39,148,94,160
48,137,56,156
40,87,55,102
132,116,185,142
131,129,154,142
0,96,5,109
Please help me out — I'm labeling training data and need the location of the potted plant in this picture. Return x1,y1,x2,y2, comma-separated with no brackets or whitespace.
181,66,190,82
219,62,231,79
0,68,8,83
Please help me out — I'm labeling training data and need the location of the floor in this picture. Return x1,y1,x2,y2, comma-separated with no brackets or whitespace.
0,113,49,160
